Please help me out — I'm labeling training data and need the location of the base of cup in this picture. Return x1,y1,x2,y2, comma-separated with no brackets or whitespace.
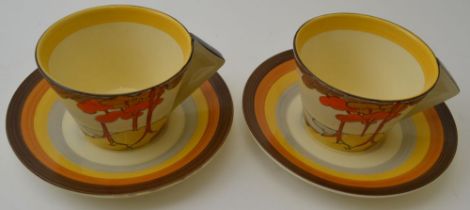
304,114,385,152
83,117,168,151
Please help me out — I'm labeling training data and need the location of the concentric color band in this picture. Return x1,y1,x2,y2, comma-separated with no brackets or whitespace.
7,70,233,195
243,50,457,196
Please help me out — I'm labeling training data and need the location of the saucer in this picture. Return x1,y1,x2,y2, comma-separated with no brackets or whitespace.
243,50,457,197
6,70,233,196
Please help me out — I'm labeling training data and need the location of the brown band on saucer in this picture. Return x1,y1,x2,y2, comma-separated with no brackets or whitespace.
7,70,233,195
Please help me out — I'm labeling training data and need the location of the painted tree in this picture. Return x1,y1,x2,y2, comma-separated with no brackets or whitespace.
76,86,166,148
319,96,407,149
301,73,410,149
51,73,183,149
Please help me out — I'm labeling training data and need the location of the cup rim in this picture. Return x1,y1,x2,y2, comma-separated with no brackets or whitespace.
293,12,439,103
35,4,194,97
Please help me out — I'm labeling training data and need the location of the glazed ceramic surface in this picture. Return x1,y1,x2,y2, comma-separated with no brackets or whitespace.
243,51,457,196
35,5,225,149
293,13,459,151
6,70,233,196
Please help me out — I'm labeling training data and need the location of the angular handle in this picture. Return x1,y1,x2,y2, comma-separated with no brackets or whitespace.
173,34,225,107
406,60,459,117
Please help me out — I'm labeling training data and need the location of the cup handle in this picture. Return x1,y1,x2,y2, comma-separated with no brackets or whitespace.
405,59,460,117
173,34,225,108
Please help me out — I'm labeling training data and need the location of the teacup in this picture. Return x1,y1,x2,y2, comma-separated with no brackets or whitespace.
293,13,459,152
36,5,224,150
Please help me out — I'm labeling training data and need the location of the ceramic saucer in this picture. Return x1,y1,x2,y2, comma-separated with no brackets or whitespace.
243,50,457,197
6,70,233,197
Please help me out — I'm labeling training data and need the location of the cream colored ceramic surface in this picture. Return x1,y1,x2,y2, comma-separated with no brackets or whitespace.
299,30,425,100
49,22,185,94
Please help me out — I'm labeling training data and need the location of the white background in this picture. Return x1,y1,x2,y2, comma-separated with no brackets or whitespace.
1,0,469,209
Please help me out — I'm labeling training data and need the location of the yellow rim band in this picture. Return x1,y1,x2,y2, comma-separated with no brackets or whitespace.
36,5,191,76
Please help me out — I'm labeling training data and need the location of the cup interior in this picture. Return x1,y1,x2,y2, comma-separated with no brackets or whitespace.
36,5,192,95
294,13,438,101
